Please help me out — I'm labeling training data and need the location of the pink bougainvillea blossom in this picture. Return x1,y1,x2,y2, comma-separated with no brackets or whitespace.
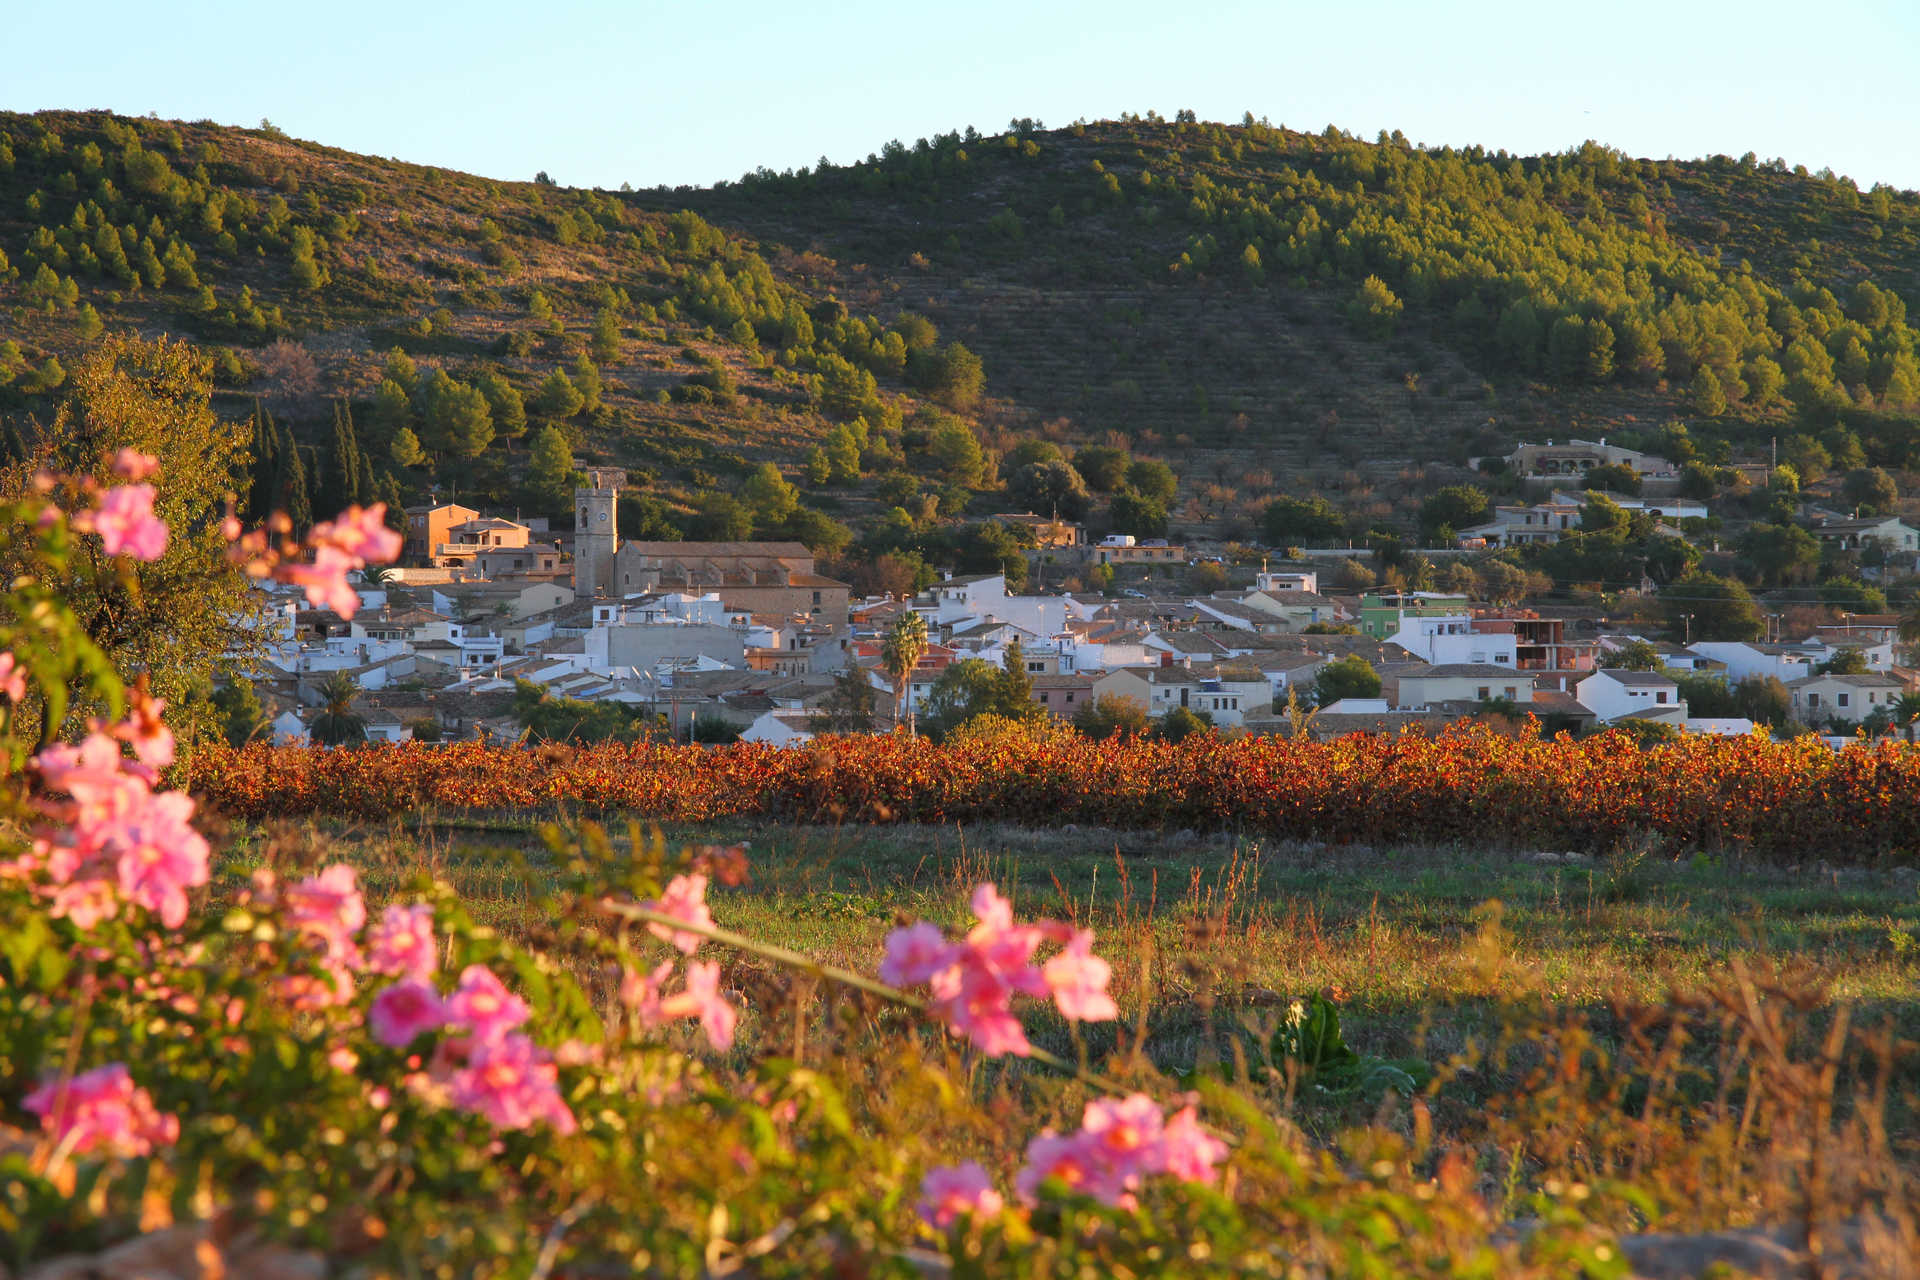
619,959,673,1026
643,873,713,955
269,864,366,1007
112,685,175,771
369,979,450,1048
88,484,169,560
878,921,952,988
1015,1093,1227,1209
277,544,364,618
1160,1103,1231,1184
313,503,404,564
445,965,531,1043
260,504,402,621
1042,928,1119,1023
110,448,159,481
917,1162,1004,1229
113,790,209,929
655,959,737,1051
623,958,737,1052
366,903,438,983
880,882,1102,1057
448,1033,576,1134
16,729,209,931
22,1064,178,1158
0,652,26,703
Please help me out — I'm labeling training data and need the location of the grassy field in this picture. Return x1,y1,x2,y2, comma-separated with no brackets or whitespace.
228,814,1920,1121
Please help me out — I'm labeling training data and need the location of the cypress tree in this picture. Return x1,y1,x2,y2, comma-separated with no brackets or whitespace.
246,402,278,523
318,400,363,515
0,419,29,466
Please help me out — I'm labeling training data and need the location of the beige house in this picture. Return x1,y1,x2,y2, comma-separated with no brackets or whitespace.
1788,673,1906,725
1392,663,1536,709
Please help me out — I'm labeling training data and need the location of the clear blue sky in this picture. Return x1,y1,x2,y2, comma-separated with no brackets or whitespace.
7,1,1917,192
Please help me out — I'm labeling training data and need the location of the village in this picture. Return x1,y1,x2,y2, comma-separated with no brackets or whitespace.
232,449,1920,750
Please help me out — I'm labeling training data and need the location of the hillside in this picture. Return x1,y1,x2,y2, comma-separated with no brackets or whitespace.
3,109,1919,573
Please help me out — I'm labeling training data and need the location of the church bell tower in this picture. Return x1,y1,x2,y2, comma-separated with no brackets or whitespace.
572,468,625,599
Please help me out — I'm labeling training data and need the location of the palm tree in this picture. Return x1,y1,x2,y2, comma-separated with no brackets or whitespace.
361,564,395,587
879,611,929,736
309,671,366,747
1894,691,1920,744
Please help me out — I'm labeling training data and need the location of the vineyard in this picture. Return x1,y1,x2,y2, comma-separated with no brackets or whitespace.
193,727,1920,862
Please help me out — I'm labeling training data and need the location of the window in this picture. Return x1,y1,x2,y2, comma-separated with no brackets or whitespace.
1656,691,1668,704
1477,687,1489,699
812,591,822,606
1808,693,1821,708
1504,687,1516,699
1028,662,1044,672
1837,693,1850,708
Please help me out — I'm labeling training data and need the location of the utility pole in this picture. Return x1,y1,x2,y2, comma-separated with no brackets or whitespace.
1683,613,1693,645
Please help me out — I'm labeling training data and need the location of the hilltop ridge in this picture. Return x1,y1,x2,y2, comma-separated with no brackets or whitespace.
2,109,1917,559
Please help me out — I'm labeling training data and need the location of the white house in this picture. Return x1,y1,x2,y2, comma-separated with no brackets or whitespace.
1389,615,1518,668
1547,490,1709,521
270,709,310,746
1685,642,1822,686
739,709,817,746
1576,669,1686,723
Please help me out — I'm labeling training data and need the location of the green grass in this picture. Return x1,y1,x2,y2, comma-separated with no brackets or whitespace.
228,816,1920,1104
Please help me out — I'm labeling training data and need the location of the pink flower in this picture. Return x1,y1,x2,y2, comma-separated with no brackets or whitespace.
1081,1094,1167,1174
1043,929,1118,1022
110,449,159,481
929,952,1036,1056
48,878,120,930
278,544,363,618
366,903,438,983
35,732,134,811
655,960,736,1051
1160,1104,1229,1184
312,503,403,564
643,873,713,955
1015,1130,1106,1205
91,484,169,560
917,1162,1004,1229
29,731,208,929
620,959,673,1025
23,1064,178,1158
448,1033,576,1134
1014,1094,1226,1208
445,965,531,1043
113,790,210,928
879,921,953,987
369,980,449,1047
282,864,366,965
113,687,174,770
0,652,25,702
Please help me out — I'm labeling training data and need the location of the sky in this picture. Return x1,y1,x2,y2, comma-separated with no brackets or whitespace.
5,1,1918,192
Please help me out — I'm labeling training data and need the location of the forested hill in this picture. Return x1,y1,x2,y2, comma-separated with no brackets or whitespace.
2,108,1917,566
